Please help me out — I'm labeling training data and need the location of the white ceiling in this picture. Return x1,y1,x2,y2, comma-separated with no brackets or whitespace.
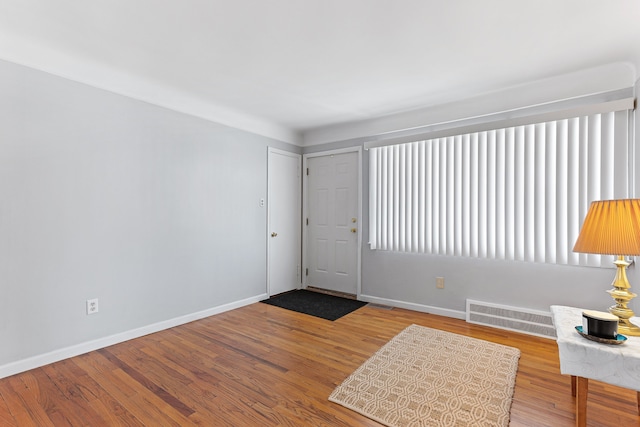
0,0,639,145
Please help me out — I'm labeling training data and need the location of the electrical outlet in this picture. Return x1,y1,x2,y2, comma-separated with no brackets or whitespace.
436,277,445,289
87,298,99,315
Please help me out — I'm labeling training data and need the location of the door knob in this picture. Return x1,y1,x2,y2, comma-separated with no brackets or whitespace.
351,228,357,233
271,232,278,237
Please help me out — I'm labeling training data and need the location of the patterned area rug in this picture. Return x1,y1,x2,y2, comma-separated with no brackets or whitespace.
329,324,520,427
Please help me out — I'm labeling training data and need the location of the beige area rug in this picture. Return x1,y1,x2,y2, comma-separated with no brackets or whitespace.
329,324,520,427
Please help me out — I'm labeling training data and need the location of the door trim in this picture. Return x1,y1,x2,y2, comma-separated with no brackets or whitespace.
302,146,362,298
267,147,302,296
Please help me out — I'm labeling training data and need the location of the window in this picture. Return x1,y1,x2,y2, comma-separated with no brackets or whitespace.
368,105,633,267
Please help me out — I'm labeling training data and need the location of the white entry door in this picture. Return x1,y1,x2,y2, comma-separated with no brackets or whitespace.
268,148,301,296
306,151,359,295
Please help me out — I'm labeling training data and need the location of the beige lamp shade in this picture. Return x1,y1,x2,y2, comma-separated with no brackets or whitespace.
573,199,640,256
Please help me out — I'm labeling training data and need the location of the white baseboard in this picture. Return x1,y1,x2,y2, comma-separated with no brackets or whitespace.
359,294,466,320
0,293,268,379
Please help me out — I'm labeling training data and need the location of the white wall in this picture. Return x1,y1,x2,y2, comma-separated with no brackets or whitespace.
305,63,639,318
0,59,299,374
303,62,636,146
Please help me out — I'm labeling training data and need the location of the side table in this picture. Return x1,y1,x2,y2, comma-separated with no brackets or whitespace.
550,305,640,427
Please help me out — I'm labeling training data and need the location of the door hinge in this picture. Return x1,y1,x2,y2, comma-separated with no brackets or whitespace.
306,167,309,176
305,268,309,276
306,217,308,225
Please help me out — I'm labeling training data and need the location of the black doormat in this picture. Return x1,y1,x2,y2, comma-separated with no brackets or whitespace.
261,289,367,321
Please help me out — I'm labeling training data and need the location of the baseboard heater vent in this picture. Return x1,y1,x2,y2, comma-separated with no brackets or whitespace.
466,299,556,339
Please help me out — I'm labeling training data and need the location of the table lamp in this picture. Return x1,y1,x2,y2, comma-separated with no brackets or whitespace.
573,199,640,336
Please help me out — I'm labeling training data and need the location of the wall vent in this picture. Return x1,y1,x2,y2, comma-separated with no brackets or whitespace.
466,299,556,339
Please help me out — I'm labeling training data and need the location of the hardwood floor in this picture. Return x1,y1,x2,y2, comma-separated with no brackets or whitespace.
1,302,639,426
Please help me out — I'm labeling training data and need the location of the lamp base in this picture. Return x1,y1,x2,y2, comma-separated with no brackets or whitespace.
616,318,640,336
607,256,640,336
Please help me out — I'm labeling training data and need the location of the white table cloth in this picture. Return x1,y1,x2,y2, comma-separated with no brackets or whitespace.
550,305,640,391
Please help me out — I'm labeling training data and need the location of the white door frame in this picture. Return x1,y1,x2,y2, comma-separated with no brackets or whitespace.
267,147,302,296
302,146,362,297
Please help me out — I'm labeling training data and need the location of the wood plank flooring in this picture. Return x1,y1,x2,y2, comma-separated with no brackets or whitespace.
1,301,639,426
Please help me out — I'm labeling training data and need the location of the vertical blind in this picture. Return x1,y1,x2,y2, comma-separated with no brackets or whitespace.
369,110,630,267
